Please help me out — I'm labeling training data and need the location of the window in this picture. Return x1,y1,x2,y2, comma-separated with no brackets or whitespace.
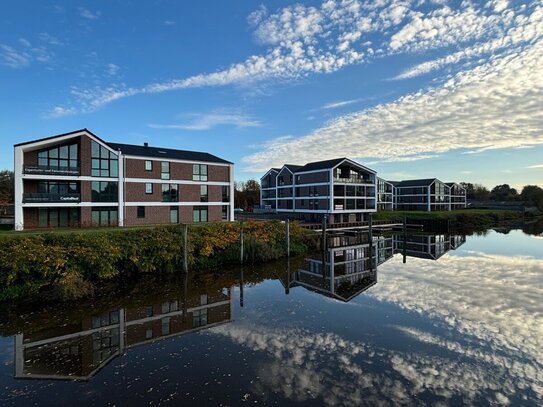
193,206,208,223
192,164,208,181
145,306,154,317
145,183,153,194
334,214,341,223
137,206,145,218
91,207,118,226
91,181,118,202
355,213,362,222
91,141,118,177
145,160,152,171
222,205,228,220
222,186,229,202
343,214,350,223
161,318,170,335
170,206,179,223
38,208,80,228
162,184,178,202
37,181,78,194
192,309,208,327
38,142,79,169
161,161,170,180
200,185,208,202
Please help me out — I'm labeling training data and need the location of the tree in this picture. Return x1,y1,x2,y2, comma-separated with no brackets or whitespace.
234,179,261,209
521,185,543,210
0,170,14,206
489,184,518,201
460,182,490,200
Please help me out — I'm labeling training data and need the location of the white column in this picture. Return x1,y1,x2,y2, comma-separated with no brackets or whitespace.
229,164,235,221
328,169,333,217
118,152,124,226
427,187,431,212
14,146,24,231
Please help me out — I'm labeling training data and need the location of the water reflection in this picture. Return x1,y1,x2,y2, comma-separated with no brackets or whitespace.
14,277,233,381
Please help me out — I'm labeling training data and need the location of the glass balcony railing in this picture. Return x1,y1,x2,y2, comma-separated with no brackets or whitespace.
23,193,81,203
334,176,373,184
24,165,80,176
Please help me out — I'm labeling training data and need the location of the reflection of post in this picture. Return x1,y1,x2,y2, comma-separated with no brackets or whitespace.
321,215,327,251
368,213,373,241
240,267,244,307
240,221,244,264
182,273,188,322
182,224,188,272
119,308,126,354
285,257,291,295
402,217,407,264
285,219,290,257
15,334,24,378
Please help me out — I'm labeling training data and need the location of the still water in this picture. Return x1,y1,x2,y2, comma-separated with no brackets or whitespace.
1,228,542,406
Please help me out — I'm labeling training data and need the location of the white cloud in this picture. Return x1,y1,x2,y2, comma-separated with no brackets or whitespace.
527,164,543,169
0,44,31,68
148,110,261,131
164,20,176,26
106,63,120,76
43,106,76,118
321,99,361,109
79,8,100,20
242,40,543,172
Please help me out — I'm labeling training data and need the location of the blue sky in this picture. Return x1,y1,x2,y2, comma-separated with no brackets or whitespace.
1,0,542,189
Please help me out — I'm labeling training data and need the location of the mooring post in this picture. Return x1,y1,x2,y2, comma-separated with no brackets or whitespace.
240,221,244,264
285,219,290,257
182,224,188,272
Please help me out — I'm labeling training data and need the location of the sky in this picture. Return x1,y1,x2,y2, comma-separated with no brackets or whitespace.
0,0,542,190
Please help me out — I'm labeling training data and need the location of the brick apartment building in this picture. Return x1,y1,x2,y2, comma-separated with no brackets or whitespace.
14,129,234,230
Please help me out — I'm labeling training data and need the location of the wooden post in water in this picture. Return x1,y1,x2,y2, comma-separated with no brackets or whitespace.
182,224,188,272
285,219,290,257
240,221,244,264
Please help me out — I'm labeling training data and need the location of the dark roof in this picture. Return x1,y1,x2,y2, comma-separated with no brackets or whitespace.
395,178,437,187
388,181,400,186
294,158,346,173
107,142,232,164
14,128,107,147
282,164,303,172
445,182,461,187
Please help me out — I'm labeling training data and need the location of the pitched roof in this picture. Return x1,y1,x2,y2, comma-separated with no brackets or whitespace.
395,178,438,187
14,128,107,147
106,142,232,164
294,158,346,173
282,164,303,172
445,182,462,187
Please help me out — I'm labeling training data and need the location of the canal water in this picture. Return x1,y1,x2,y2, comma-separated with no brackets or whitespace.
0,226,542,406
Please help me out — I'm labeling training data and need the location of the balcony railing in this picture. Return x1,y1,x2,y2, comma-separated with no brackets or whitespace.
23,193,81,203
24,165,80,176
334,176,373,184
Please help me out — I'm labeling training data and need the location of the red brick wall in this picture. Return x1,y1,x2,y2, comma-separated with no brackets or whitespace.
23,150,38,166
124,158,230,183
125,182,162,202
24,208,39,228
80,135,93,176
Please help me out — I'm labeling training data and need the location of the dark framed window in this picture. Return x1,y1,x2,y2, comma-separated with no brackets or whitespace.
91,141,118,177
38,142,79,169
170,206,179,223
161,161,170,180
91,181,118,202
222,205,228,220
334,214,341,223
145,160,153,171
137,206,145,218
145,183,153,194
200,185,208,202
38,208,79,228
193,206,208,223
222,186,229,202
38,181,78,194
192,164,208,181
91,207,118,227
162,184,178,202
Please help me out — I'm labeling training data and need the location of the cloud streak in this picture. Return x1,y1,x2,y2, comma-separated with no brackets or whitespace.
148,110,261,131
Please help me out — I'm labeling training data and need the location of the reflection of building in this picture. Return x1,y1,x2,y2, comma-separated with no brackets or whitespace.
15,285,233,381
281,236,394,302
377,178,394,211
394,233,466,260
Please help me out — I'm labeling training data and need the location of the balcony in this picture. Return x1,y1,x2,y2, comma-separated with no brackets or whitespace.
334,176,373,184
24,165,80,176
23,193,81,204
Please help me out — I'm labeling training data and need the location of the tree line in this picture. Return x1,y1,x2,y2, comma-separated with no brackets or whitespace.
461,182,543,210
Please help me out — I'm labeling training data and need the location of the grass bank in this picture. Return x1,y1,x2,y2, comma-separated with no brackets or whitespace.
0,221,317,302
374,209,524,230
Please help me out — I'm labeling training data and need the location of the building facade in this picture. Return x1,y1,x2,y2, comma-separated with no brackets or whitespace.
259,158,377,225
446,182,467,210
14,129,234,230
392,178,450,211
377,177,394,211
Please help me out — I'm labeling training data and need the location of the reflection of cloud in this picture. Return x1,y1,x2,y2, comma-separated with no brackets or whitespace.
211,251,543,405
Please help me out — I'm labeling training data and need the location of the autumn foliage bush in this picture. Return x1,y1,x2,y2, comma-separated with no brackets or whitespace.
0,221,317,300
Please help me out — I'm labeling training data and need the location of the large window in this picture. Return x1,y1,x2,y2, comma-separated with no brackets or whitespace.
222,205,228,220
38,208,79,228
193,206,208,223
161,161,170,180
192,164,208,181
222,186,229,203
200,185,208,202
91,141,118,177
91,181,118,202
91,207,118,226
38,142,79,169
38,181,78,194
162,184,178,202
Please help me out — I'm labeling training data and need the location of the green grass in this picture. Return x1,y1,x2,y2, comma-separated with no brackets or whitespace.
373,209,522,221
